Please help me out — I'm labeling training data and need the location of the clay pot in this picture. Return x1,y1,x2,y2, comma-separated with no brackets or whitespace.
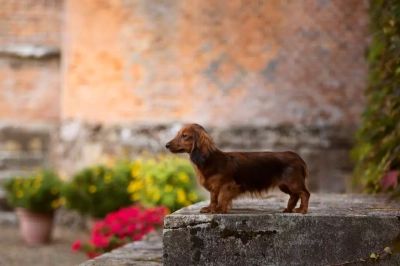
16,208,54,246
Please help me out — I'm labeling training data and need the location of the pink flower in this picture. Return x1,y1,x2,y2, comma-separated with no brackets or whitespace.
87,251,99,258
71,240,81,251
381,170,399,191
72,205,167,258
91,234,109,248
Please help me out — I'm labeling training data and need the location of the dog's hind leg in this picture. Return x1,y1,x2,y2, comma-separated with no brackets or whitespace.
284,194,299,213
279,184,299,213
294,188,310,214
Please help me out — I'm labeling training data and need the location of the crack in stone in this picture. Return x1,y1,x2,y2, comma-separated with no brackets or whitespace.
165,220,213,230
220,228,278,245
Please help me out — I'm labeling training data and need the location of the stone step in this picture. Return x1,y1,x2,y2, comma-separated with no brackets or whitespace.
163,194,400,266
80,232,162,266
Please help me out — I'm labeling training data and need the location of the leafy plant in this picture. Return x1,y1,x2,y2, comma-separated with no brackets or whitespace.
3,170,62,213
71,205,167,258
352,0,400,196
62,164,132,218
127,156,202,212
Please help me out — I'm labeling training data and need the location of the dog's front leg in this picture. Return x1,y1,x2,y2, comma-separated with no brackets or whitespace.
200,190,219,213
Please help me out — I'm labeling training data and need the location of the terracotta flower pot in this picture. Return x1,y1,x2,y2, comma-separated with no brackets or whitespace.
16,208,54,246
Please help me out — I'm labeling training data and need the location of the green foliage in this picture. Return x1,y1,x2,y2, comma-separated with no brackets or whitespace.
352,0,400,195
3,170,62,213
62,164,132,218
127,156,203,212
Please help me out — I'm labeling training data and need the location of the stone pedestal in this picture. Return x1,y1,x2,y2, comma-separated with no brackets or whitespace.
163,194,400,266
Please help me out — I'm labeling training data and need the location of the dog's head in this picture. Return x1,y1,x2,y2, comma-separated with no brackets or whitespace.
166,124,215,159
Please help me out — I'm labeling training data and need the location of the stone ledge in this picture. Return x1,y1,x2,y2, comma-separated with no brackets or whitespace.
80,232,162,266
163,194,400,266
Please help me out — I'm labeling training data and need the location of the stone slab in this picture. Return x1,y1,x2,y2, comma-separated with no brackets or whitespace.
163,194,400,266
80,232,162,266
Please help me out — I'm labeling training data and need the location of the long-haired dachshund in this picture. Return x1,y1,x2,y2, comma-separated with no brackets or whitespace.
166,123,310,214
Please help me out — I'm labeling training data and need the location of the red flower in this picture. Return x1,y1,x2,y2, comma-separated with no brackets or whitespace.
381,170,399,191
86,251,99,258
72,205,167,258
71,240,81,251
91,234,109,248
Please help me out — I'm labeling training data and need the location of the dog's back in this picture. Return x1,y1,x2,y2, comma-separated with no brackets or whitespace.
226,151,307,193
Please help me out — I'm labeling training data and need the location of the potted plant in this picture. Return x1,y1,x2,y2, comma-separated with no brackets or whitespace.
3,170,62,245
62,164,132,222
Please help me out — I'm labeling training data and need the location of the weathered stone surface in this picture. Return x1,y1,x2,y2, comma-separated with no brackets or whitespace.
163,194,400,266
0,0,62,124
0,125,53,180
63,0,368,127
80,232,162,266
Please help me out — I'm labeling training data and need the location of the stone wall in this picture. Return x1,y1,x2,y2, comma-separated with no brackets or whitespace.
63,0,368,127
0,0,62,123
0,0,370,193
0,0,62,181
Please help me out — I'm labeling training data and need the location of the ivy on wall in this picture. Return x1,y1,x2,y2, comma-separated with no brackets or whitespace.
352,0,400,196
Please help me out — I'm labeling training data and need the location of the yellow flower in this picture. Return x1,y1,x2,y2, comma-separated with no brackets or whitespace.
131,193,140,201
88,185,97,193
51,199,62,209
130,163,141,177
178,172,189,183
59,197,66,205
128,180,143,193
152,189,161,202
144,175,154,186
164,185,173,193
33,180,41,190
104,173,112,184
16,190,24,198
176,188,186,205
188,192,198,202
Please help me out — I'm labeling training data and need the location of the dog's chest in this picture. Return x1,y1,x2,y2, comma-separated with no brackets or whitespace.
193,165,206,186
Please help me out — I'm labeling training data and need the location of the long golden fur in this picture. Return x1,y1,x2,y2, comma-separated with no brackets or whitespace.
166,123,310,214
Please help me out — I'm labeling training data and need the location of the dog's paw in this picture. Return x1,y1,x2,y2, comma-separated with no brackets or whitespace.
210,207,228,214
294,207,307,214
282,208,293,213
200,206,211,213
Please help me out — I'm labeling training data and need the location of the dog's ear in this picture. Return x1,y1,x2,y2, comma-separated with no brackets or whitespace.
190,127,215,166
190,147,206,166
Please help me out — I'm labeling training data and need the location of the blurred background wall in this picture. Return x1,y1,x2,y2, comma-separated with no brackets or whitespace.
0,0,369,192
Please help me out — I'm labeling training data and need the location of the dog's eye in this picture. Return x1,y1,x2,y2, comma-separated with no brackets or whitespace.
182,134,191,140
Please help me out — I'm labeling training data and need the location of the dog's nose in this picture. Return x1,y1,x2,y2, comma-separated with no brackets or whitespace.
166,142,171,149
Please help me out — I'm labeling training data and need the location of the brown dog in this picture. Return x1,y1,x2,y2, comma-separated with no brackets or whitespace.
166,123,310,214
